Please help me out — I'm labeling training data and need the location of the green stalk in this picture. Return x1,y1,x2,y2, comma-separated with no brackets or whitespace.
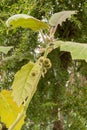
43,44,49,58
40,30,50,58
40,30,47,43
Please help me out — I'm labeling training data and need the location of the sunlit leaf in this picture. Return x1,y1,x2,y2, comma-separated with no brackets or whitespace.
0,46,13,54
53,41,87,62
6,14,49,31
0,90,25,130
12,61,42,107
49,11,76,26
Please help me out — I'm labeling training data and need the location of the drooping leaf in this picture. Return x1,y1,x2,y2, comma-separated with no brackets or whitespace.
12,62,34,106
12,61,42,107
0,46,13,54
53,40,87,62
6,14,49,31
49,11,76,26
0,90,25,130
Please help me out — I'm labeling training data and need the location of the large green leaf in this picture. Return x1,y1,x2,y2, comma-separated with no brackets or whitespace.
12,61,42,107
49,11,76,26
53,41,87,62
6,14,49,31
0,46,13,54
0,90,25,130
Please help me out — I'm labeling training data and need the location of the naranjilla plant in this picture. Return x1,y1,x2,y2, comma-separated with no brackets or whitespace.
0,11,87,130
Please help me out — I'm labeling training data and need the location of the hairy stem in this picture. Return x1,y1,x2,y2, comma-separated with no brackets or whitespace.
40,30,47,43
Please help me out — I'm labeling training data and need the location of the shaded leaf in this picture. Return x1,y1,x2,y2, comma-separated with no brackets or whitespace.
12,61,42,107
49,11,76,26
53,41,87,62
0,90,25,130
0,46,13,54
6,14,49,31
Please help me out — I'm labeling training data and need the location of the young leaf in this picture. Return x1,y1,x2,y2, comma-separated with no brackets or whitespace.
0,90,25,130
12,61,42,107
49,11,76,26
53,41,87,62
0,46,13,54
6,14,49,31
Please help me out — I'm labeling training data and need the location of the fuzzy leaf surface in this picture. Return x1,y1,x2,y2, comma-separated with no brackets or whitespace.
6,14,49,31
53,41,87,61
12,61,42,106
0,46,13,54
0,90,25,130
49,11,76,26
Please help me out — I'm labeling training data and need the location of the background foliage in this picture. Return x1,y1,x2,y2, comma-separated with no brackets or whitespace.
0,0,87,129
